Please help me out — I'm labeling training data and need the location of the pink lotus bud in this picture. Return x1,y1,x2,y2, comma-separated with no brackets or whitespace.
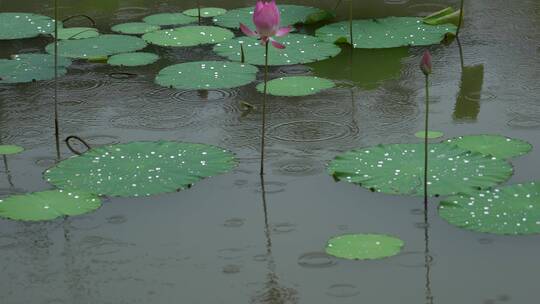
420,50,432,76
253,0,281,37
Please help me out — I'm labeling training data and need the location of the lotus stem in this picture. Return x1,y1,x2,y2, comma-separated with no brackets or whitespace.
456,36,465,71
260,42,269,176
240,43,245,63
333,0,343,12
65,135,91,155
456,0,464,36
349,0,354,47
197,0,202,25
423,75,430,209
54,0,60,160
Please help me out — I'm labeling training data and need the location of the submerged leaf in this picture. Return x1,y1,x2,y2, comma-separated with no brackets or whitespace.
156,61,258,90
53,27,99,40
45,34,147,59
316,17,457,48
107,52,159,66
326,234,404,260
414,131,444,139
0,13,55,40
256,76,334,96
0,54,71,84
446,135,532,159
183,7,227,18
439,182,540,235
0,190,101,221
0,145,24,155
44,141,237,197
143,26,234,47
143,13,197,26
213,34,341,66
328,143,513,197
111,22,160,35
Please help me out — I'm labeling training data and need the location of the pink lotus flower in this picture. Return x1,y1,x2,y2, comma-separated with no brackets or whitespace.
420,50,432,76
240,0,291,49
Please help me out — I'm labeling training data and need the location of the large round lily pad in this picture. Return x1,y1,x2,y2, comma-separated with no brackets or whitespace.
213,34,341,66
439,182,540,235
0,12,55,40
107,52,159,67
0,190,102,221
156,61,258,90
183,7,227,18
256,76,334,96
143,26,234,47
143,13,197,26
326,234,404,260
53,27,99,40
44,141,237,197
111,22,160,35
446,135,532,159
213,5,330,29
0,145,24,155
45,34,147,59
316,17,457,49
328,143,513,197
0,54,72,84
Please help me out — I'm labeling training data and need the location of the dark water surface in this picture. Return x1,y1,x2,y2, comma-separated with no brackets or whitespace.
1,0,540,303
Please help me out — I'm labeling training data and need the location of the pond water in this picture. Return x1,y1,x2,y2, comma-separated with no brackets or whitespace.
1,0,540,303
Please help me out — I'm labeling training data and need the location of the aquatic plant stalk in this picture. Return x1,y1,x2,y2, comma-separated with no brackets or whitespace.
197,0,201,25
456,0,464,36
260,42,269,175
54,0,60,159
349,0,353,46
423,75,430,207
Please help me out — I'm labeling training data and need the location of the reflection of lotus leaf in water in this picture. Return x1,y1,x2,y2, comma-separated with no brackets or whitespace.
45,34,147,59
142,13,197,26
316,17,457,48
308,47,408,90
143,26,234,47
439,182,540,235
53,27,100,40
0,13,55,40
453,65,484,122
44,141,237,197
446,135,532,159
256,76,335,96
328,143,513,197
213,34,341,66
183,7,227,18
107,52,159,67
111,22,160,35
326,234,404,260
0,190,101,221
0,54,72,84
0,145,24,155
213,5,330,29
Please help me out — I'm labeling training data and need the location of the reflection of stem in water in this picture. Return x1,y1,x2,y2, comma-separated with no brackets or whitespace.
456,37,464,71
348,0,354,47
260,42,269,176
424,204,434,304
3,155,14,187
54,0,60,160
453,38,484,122
456,0,465,36
423,75,430,209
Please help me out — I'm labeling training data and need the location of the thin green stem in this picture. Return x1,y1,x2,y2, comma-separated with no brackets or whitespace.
456,0,465,36
349,0,354,47
197,0,201,25
54,0,60,160
456,36,465,72
424,75,430,209
260,42,269,176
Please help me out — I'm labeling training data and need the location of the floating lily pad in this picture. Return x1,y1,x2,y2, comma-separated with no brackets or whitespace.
213,5,330,29
143,26,234,47
156,61,258,90
439,182,540,235
0,145,24,155
316,17,457,48
45,34,147,59
256,76,334,96
415,131,444,139
328,143,513,197
0,12,55,40
183,7,227,18
0,54,72,84
44,141,237,197
111,22,160,35
53,27,99,40
446,135,532,159
143,13,197,26
107,52,159,66
0,190,102,221
213,34,341,66
326,234,404,260
423,7,462,26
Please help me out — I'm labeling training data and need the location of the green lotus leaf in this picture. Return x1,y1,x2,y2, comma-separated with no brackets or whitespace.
256,76,334,96
316,17,457,48
142,13,197,26
0,145,24,155
45,34,147,59
213,34,341,66
423,7,462,26
0,12,55,40
53,27,99,40
44,141,237,197
156,61,258,90
0,54,72,84
415,131,444,139
183,7,227,18
446,135,532,159
328,143,513,197
326,234,404,260
111,22,160,35
213,5,329,29
439,182,540,235
107,52,159,67
143,26,234,47
0,190,101,221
